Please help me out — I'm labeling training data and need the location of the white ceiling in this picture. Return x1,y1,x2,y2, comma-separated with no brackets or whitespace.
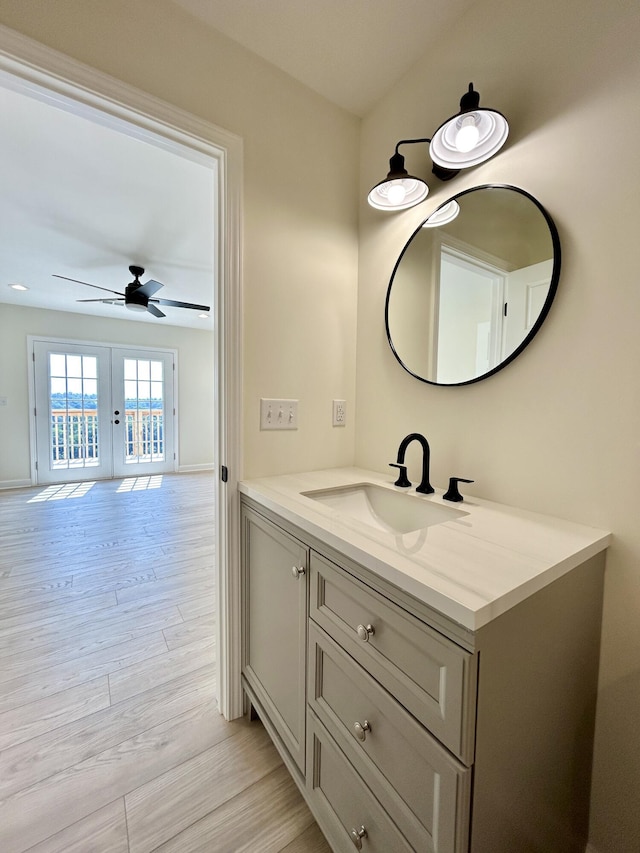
170,0,478,116
0,2,477,329
0,81,216,330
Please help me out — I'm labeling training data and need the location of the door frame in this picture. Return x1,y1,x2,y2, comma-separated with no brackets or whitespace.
29,337,179,483
0,25,244,720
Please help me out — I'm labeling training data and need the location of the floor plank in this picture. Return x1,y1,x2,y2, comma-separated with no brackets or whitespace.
23,799,129,853
0,676,110,752
149,765,315,853
0,630,168,711
163,613,216,650
0,667,217,799
109,634,216,705
0,699,226,852
125,723,282,853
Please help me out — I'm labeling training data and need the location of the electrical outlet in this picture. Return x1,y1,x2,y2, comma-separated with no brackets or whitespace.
260,398,298,430
332,399,346,427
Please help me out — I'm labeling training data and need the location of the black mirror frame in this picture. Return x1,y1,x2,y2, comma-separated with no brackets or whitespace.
384,184,561,386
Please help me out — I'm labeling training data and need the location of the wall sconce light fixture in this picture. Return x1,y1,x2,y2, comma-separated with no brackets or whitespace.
368,83,509,212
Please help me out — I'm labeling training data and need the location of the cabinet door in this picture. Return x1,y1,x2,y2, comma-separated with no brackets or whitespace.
242,506,308,772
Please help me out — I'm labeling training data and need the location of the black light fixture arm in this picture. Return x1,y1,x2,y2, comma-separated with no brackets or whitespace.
385,138,431,178
392,137,459,182
393,137,432,155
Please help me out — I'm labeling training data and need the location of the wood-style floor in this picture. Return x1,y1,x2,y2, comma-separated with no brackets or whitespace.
0,471,330,853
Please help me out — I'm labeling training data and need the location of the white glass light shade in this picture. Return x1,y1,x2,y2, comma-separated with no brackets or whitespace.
126,301,147,312
368,176,429,211
430,109,509,169
422,200,461,228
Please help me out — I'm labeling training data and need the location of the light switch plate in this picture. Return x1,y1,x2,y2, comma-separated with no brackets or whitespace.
260,398,299,430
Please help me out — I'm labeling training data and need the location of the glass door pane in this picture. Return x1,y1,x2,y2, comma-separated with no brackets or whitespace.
33,341,112,484
49,352,100,469
112,349,175,477
123,357,166,464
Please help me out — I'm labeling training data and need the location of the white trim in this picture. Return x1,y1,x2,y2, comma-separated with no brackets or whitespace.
434,230,516,273
1,25,244,720
179,463,216,473
0,479,32,491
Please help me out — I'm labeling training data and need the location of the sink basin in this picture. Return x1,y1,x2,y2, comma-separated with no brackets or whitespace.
302,482,468,534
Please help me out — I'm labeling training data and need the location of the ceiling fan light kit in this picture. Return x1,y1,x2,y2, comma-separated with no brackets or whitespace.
368,83,509,212
53,264,210,319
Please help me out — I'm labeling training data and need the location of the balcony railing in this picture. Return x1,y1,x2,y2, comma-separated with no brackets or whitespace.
51,409,165,467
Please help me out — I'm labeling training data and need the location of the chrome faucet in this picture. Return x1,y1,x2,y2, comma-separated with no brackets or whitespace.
389,433,434,494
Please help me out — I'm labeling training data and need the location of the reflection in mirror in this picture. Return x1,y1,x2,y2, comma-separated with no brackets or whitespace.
385,185,560,386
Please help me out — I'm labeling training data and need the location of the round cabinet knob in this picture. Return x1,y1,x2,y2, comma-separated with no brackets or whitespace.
356,623,375,642
353,720,371,742
350,825,367,850
291,565,305,579
114,410,120,416
114,419,120,424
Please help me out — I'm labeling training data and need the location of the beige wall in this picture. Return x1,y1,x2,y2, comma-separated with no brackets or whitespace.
357,0,640,850
0,0,360,480
0,304,215,483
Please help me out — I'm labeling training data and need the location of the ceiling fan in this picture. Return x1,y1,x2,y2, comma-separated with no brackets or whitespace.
52,265,210,318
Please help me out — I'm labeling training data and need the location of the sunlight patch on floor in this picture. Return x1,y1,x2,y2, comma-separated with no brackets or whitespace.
117,475,164,492
28,482,96,502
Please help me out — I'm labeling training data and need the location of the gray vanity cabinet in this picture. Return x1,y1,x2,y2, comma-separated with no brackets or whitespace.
241,504,308,774
240,496,605,853
241,499,473,852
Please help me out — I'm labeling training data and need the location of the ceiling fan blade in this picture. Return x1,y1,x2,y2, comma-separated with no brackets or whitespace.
136,279,164,298
53,275,125,297
147,303,166,318
76,298,125,304
155,299,210,311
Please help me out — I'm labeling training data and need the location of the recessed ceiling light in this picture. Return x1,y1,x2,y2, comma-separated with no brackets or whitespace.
198,313,210,319
9,283,29,291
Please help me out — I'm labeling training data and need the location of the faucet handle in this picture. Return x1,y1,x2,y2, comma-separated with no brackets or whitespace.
443,477,474,502
389,463,411,488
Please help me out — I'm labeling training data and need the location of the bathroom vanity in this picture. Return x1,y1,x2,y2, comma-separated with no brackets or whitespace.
239,469,610,853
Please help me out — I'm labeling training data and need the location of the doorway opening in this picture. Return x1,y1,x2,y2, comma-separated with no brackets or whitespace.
0,30,243,719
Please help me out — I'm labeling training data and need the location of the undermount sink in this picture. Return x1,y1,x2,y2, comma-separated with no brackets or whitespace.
301,482,468,534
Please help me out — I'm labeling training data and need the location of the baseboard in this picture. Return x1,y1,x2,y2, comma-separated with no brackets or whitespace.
178,463,215,473
0,478,32,490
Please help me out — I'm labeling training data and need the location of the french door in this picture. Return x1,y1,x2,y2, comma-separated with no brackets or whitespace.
33,340,176,484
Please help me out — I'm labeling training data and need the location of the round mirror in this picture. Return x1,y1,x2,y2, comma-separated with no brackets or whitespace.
385,184,561,386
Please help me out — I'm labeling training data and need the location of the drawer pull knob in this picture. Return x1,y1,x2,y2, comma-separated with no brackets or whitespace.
354,720,371,741
350,825,367,849
356,623,375,642
291,565,306,578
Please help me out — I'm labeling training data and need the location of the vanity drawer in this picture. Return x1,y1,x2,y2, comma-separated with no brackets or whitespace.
309,621,471,853
309,551,476,762
307,712,413,853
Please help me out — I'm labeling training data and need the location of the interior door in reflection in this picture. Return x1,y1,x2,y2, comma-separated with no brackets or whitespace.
435,249,505,384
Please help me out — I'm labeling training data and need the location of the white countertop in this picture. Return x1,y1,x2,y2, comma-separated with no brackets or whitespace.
239,467,611,631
